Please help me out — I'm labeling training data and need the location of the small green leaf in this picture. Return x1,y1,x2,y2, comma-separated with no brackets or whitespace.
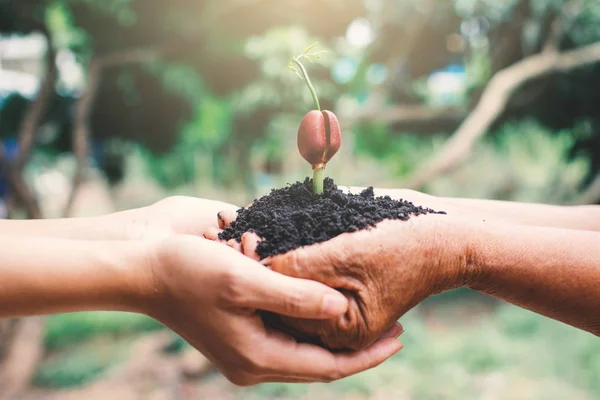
303,42,319,55
303,55,312,62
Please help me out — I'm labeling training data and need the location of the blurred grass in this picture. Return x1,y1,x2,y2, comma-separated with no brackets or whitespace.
240,301,600,400
36,294,600,398
35,337,131,388
44,312,164,351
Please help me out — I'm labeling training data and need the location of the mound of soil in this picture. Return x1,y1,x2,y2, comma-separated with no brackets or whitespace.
219,178,445,259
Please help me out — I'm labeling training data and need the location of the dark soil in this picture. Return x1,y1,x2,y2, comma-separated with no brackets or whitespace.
219,177,445,259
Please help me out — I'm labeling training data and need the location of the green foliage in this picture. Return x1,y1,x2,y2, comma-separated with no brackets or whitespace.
44,312,163,351
354,119,589,203
569,1,600,46
67,0,136,27
35,339,129,388
46,1,90,60
353,122,446,177
240,304,600,399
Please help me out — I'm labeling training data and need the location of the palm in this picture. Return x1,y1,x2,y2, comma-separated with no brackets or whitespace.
141,196,239,240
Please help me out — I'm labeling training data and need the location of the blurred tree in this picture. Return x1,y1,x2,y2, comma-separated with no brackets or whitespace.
345,0,600,201
3,0,600,394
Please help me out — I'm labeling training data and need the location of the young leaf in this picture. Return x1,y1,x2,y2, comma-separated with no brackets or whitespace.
303,42,319,55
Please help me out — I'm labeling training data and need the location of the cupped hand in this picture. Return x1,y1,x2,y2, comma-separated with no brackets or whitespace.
210,210,469,352
143,235,404,386
125,196,240,240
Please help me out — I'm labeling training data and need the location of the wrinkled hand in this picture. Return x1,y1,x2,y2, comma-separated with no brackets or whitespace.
210,210,467,351
145,235,404,385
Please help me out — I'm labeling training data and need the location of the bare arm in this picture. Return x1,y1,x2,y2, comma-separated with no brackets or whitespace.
343,185,600,231
468,221,600,335
0,234,402,384
0,212,133,241
0,196,240,241
0,236,149,318
254,215,600,349
442,197,600,231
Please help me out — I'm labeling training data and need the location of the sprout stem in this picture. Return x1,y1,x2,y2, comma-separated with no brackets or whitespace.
313,165,325,194
292,57,321,111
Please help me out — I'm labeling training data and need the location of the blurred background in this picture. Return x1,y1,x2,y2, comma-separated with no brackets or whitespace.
1,0,600,399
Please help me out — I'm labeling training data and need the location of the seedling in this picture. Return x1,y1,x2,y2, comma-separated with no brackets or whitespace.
289,43,341,194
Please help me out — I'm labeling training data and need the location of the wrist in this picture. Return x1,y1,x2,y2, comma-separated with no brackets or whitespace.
385,216,473,294
460,220,517,292
69,239,158,314
0,237,156,318
419,216,483,293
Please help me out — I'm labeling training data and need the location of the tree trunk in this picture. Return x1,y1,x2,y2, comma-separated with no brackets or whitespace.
0,318,44,400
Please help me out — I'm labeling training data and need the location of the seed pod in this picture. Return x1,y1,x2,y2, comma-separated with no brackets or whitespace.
297,110,342,168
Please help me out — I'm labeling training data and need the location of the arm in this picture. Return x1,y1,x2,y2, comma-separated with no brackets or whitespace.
442,197,600,232
468,221,600,335
0,236,150,318
0,234,401,385
343,185,600,231
0,196,239,241
0,212,133,241
249,215,600,351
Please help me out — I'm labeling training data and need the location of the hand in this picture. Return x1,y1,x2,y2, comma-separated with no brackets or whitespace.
143,235,404,385
125,196,240,240
211,212,468,351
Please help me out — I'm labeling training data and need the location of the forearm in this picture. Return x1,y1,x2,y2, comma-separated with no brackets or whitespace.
0,209,139,240
348,185,600,231
0,236,152,318
467,222,600,335
442,197,600,231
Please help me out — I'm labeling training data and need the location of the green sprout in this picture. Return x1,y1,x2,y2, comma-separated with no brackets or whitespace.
288,42,328,112
289,43,341,195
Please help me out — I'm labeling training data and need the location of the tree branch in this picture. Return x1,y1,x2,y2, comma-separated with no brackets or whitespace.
0,318,44,400
343,105,467,130
406,40,600,190
62,48,160,217
6,30,56,219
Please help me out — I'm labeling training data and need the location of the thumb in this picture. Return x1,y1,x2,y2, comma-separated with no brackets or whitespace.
234,259,348,319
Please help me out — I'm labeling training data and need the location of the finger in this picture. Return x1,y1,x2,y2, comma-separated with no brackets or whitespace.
231,261,348,319
255,333,403,381
241,232,262,261
328,337,403,379
378,322,403,340
227,239,242,253
218,209,238,229
203,227,222,241
256,376,328,384
227,373,326,386
268,240,343,285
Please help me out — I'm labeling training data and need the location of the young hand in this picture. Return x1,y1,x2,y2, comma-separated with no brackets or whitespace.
144,235,404,385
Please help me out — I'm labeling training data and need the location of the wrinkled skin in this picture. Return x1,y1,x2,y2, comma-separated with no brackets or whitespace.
208,213,467,351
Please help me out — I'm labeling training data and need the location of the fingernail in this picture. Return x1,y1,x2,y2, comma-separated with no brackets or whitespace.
396,328,404,338
322,293,347,316
393,340,404,352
